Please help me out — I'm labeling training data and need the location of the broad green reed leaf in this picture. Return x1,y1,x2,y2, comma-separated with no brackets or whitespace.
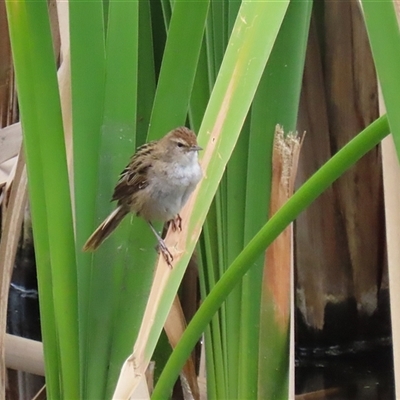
147,0,210,139
6,1,79,398
82,3,145,399
361,2,400,159
136,0,157,145
69,3,106,392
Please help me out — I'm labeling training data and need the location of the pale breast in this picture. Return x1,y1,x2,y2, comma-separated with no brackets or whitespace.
137,157,202,222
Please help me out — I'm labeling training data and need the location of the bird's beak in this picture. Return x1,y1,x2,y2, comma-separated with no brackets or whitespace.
191,145,203,151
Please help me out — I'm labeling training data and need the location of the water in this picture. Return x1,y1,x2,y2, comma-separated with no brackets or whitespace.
296,340,395,399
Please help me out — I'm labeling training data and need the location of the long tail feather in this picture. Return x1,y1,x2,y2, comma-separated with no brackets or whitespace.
83,206,129,251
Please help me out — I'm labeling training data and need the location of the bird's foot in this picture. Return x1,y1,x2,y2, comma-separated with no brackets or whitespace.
170,214,182,232
157,238,174,268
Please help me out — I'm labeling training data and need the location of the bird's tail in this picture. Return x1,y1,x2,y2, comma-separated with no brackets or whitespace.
83,205,129,251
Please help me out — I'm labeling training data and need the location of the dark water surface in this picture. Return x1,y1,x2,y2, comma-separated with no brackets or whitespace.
296,341,395,400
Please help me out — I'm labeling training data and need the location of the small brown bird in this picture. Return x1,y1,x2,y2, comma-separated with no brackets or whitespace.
83,127,202,265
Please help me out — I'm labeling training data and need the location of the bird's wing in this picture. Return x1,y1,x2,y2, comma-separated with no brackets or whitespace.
111,142,155,203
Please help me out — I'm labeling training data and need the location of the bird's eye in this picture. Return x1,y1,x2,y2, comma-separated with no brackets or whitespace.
177,142,184,148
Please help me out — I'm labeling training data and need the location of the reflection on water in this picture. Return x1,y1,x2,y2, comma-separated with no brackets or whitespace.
296,341,394,400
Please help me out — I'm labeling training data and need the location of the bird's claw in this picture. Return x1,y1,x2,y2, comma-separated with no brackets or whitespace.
170,214,182,232
158,239,174,268
162,249,173,268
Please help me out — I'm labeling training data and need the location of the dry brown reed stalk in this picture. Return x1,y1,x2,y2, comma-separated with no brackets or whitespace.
260,125,303,399
296,6,382,333
265,125,303,328
164,295,199,400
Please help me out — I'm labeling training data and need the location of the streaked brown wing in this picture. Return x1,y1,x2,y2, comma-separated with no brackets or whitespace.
111,141,155,204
